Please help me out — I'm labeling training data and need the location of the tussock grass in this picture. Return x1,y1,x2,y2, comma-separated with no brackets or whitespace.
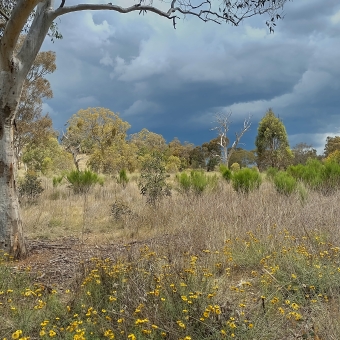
1,176,340,339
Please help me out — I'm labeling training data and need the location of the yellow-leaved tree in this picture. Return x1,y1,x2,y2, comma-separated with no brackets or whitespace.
63,107,133,174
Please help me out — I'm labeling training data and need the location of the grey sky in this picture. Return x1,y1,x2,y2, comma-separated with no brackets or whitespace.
41,0,340,154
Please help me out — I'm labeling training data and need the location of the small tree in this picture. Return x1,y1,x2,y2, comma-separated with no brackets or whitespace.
138,153,171,205
18,171,44,200
255,109,293,170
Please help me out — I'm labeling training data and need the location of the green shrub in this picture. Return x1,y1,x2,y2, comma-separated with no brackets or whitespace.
190,170,211,195
266,167,279,180
18,172,44,200
52,175,64,187
273,171,297,196
138,153,171,205
324,160,340,181
177,170,218,195
117,169,129,188
176,172,192,194
219,164,232,182
287,159,340,194
232,168,262,193
230,162,240,172
66,169,103,194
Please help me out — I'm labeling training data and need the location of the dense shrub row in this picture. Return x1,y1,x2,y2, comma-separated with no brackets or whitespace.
19,159,340,205
267,159,340,196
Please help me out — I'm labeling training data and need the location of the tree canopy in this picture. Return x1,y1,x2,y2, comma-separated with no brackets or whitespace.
324,136,340,158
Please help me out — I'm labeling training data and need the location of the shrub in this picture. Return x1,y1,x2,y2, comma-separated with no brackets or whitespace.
287,161,323,190
117,169,129,188
176,172,192,194
18,171,44,200
66,169,103,194
138,153,171,205
177,170,218,195
287,159,340,194
266,167,279,180
219,164,232,182
273,171,297,196
190,170,215,195
230,162,240,172
321,160,340,194
110,199,133,220
232,168,262,193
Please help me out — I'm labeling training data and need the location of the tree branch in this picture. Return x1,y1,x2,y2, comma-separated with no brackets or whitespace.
227,114,252,163
52,3,175,21
0,7,10,21
0,0,42,70
17,1,55,79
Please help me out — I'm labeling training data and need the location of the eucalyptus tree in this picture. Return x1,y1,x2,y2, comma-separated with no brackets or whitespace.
0,0,289,257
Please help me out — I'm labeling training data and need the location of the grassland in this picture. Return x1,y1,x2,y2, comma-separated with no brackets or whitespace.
1,174,340,339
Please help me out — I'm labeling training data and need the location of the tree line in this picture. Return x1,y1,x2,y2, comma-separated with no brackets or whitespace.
16,48,335,176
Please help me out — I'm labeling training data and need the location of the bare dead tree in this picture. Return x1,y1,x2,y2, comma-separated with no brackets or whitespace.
211,111,251,167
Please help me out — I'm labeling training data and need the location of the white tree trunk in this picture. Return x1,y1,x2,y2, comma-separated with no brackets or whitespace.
0,71,27,258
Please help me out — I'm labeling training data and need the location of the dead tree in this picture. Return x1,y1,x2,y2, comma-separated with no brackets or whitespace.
211,112,251,167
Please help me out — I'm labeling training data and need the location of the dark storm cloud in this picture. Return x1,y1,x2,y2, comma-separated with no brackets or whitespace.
41,0,340,154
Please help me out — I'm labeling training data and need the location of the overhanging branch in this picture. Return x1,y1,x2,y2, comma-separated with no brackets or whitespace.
0,7,10,21
0,0,42,69
51,0,288,27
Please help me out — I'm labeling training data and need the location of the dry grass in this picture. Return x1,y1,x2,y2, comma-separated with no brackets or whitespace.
22,176,340,249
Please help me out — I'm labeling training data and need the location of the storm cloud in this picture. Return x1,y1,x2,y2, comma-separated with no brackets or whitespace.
42,0,340,154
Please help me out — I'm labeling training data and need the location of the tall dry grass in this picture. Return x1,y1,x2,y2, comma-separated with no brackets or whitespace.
22,176,340,250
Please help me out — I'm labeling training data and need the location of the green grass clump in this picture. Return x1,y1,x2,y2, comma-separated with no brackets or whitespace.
66,169,103,194
232,168,262,193
219,164,232,182
177,170,218,195
52,175,64,188
117,169,129,188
